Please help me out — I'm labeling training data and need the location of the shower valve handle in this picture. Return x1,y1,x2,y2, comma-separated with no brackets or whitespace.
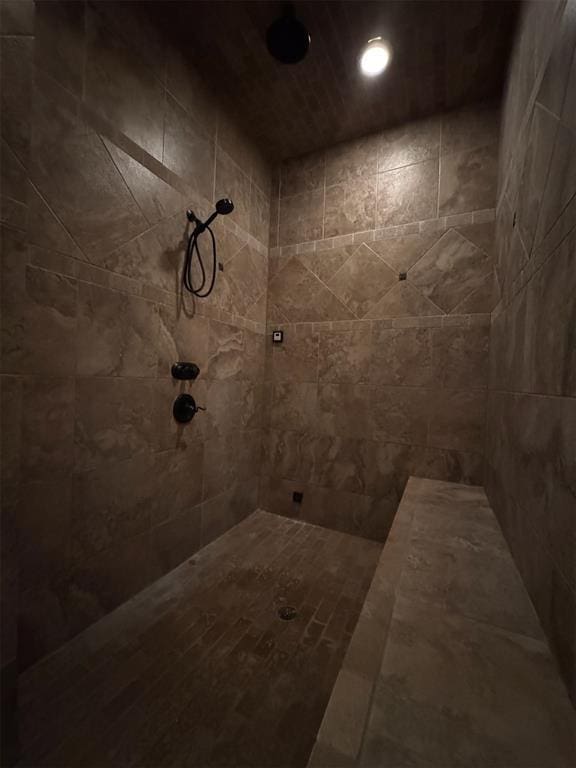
173,394,206,424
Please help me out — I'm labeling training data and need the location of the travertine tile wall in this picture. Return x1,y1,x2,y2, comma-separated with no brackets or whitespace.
0,0,272,688
1,2,33,759
261,103,500,541
486,0,576,704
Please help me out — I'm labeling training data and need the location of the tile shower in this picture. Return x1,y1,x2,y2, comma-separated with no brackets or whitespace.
1,0,575,765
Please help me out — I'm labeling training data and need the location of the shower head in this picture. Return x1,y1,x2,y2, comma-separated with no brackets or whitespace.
187,198,235,233
215,198,234,215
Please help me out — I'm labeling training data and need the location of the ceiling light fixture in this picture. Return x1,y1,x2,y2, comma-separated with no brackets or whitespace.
359,37,391,77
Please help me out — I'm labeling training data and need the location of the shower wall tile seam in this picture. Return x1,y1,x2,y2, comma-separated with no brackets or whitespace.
273,208,496,254
278,145,496,203
263,430,487,452
265,314,491,330
32,68,270,256
492,216,576,317
14,254,267,335
487,451,576,600
99,131,154,229
497,1,567,208
488,387,576,402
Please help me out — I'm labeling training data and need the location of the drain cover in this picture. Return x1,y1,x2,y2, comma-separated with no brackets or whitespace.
278,606,298,621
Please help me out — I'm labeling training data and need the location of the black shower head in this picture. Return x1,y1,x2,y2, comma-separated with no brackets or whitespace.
215,198,234,215
188,198,235,233
267,5,310,64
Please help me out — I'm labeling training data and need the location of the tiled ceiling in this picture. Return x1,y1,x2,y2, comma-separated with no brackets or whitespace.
156,0,519,161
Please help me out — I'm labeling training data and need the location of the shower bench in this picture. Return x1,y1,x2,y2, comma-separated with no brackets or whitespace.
308,477,575,768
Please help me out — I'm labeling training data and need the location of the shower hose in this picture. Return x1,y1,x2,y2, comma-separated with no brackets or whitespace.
182,223,217,298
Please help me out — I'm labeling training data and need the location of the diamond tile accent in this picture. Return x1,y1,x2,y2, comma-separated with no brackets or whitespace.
365,281,444,319
409,228,493,313
368,232,440,273
269,257,353,322
297,244,356,284
327,243,396,318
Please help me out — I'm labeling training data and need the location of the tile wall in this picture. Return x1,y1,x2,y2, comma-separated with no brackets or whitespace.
1,1,33,760
261,102,500,541
0,0,272,686
486,0,576,704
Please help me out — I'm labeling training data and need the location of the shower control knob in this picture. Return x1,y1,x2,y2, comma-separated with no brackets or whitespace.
171,362,200,380
173,394,205,424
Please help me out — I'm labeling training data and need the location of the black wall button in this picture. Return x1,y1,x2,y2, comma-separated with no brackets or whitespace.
173,393,205,423
293,491,303,503
172,362,200,380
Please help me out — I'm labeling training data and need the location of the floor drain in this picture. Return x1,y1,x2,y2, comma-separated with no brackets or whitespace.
278,606,298,621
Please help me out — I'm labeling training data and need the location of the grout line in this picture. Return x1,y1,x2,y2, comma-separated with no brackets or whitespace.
497,4,566,208
100,134,151,225
278,208,494,253
321,154,327,240
27,178,90,263
436,119,442,218
81,0,88,102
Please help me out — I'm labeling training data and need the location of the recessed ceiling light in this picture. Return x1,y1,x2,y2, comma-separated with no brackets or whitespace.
359,37,391,77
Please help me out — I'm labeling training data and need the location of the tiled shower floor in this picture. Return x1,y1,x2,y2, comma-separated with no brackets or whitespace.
18,511,381,767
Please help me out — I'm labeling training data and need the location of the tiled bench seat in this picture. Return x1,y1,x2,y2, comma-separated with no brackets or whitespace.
309,477,576,767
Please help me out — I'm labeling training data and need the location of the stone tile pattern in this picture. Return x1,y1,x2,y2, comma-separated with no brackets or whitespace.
0,0,272,673
162,1,518,160
272,101,499,247
309,478,576,768
0,1,34,761
262,104,498,543
17,510,381,768
260,313,490,543
487,0,576,705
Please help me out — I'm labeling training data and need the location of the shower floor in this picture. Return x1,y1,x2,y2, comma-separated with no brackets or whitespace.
19,510,381,767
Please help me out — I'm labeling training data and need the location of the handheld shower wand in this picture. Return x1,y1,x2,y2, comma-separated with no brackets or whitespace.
183,198,234,298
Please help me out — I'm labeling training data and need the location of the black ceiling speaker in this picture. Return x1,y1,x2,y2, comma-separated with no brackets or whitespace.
267,4,310,64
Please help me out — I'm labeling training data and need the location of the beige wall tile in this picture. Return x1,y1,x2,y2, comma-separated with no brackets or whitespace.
281,151,325,197
21,377,75,482
2,261,77,377
163,93,215,203
439,144,498,216
379,117,440,172
327,244,395,318
372,387,431,445
318,327,372,384
279,189,324,245
409,228,493,313
74,377,155,471
441,101,500,156
324,176,377,238
76,283,158,378
317,383,373,439
325,135,379,186
429,389,486,452
377,159,439,228
370,327,434,387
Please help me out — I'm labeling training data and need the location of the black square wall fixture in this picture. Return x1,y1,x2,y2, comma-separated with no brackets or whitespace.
272,330,283,343
293,491,303,504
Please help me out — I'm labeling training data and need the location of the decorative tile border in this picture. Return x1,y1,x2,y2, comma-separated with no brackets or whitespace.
26,236,267,335
265,313,491,334
270,209,496,259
